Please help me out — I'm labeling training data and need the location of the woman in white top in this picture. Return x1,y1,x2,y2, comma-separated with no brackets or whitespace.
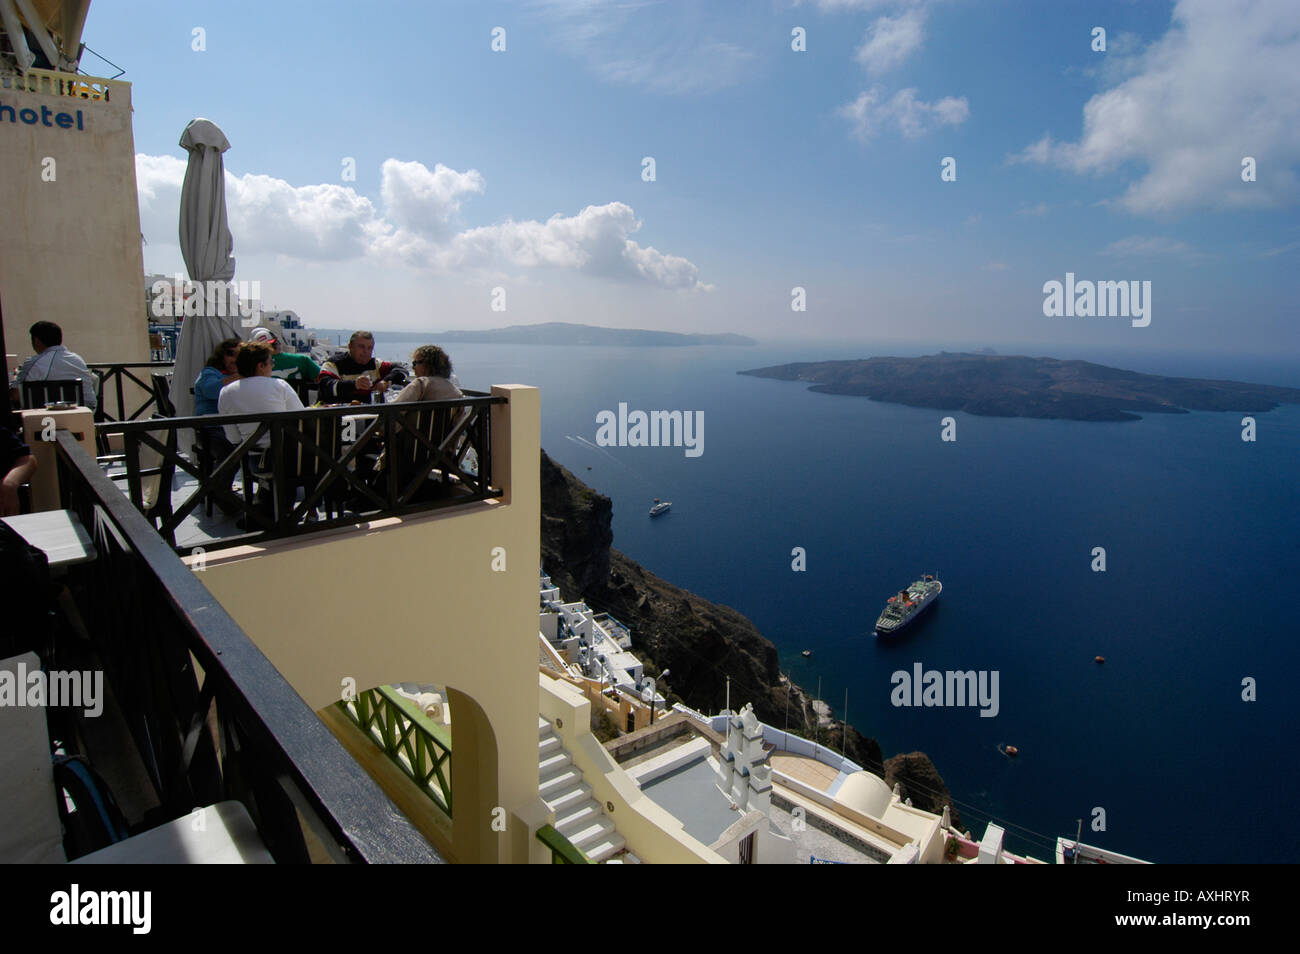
217,341,304,447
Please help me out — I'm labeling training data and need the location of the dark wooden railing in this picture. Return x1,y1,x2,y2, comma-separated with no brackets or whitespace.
54,430,442,863
89,361,174,423
97,394,504,552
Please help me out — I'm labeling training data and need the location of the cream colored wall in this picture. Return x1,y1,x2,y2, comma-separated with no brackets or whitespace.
538,673,726,864
193,386,540,862
1,72,147,371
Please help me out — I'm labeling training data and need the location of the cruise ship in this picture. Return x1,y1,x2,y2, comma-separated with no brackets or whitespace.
874,575,942,636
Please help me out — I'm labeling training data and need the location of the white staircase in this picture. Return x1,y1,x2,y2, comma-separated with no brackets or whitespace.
538,717,626,863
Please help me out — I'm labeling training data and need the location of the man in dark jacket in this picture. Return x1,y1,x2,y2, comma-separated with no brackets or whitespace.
318,331,395,404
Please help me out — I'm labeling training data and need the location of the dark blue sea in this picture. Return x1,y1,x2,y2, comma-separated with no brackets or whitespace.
377,334,1300,863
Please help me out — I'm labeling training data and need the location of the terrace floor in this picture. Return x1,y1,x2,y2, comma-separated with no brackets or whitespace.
103,454,258,550
769,752,843,793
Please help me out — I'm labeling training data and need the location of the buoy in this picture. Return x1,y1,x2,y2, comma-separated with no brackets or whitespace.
1095,655,1105,663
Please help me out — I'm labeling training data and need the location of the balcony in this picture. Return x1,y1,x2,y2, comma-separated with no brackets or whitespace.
0,427,443,863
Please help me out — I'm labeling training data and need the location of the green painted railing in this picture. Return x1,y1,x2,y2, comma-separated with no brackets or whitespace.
338,686,452,818
536,825,591,864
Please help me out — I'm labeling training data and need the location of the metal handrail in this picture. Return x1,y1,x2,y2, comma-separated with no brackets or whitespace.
337,686,453,818
53,430,442,863
536,824,591,864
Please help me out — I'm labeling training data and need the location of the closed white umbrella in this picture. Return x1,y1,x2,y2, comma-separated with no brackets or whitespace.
172,118,241,417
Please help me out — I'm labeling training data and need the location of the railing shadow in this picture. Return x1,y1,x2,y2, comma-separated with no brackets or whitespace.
54,431,442,863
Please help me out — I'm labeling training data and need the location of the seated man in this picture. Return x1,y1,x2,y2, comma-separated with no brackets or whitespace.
1,426,38,517
217,341,304,449
318,331,395,405
9,321,98,412
249,327,321,384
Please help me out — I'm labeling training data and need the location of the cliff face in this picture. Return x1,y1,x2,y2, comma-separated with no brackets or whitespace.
539,451,886,776
884,753,960,828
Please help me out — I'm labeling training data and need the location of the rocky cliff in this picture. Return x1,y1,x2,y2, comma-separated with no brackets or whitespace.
540,450,961,829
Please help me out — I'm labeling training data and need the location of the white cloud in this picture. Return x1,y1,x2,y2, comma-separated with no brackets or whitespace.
531,0,755,94
1101,236,1195,257
1016,202,1051,216
1011,0,1300,215
982,262,1009,271
135,155,708,290
839,86,969,140
1261,240,1300,257
803,0,913,11
855,8,926,74
379,160,484,239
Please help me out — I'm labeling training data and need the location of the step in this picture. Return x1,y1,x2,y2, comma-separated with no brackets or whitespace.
568,816,618,853
543,780,593,814
583,833,627,864
539,767,585,801
555,800,602,837
538,717,553,738
538,733,563,760
538,751,572,781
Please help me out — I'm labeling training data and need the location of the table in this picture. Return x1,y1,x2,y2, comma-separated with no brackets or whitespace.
1,509,96,570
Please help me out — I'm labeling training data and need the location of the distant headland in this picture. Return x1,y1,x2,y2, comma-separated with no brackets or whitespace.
326,322,756,347
738,352,1300,421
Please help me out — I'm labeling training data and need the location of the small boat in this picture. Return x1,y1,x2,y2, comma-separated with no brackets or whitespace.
649,498,671,517
1095,655,1105,664
801,650,812,658
1000,744,1019,758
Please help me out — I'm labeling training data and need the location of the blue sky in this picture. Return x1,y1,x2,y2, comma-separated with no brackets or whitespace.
87,0,1299,355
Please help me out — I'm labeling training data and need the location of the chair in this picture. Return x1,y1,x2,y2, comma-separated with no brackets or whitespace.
290,377,319,406
150,372,176,417
20,379,85,409
251,414,351,524
191,426,236,518
386,403,466,504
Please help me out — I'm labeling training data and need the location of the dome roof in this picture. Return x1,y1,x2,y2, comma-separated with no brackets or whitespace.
833,770,893,818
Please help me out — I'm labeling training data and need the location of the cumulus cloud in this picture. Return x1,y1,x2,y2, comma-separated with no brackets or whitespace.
135,155,709,290
1010,0,1300,215
379,160,484,239
839,86,969,140
855,8,926,74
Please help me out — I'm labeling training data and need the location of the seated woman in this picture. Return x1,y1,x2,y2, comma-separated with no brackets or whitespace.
217,342,305,449
393,345,462,403
377,346,466,502
192,338,241,458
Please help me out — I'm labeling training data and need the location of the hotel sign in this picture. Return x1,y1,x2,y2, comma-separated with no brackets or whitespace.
0,101,86,130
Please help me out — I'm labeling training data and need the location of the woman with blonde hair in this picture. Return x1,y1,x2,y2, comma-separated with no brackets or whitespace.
393,345,462,402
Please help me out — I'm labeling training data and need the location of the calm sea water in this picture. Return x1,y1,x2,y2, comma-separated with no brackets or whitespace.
375,335,1300,863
